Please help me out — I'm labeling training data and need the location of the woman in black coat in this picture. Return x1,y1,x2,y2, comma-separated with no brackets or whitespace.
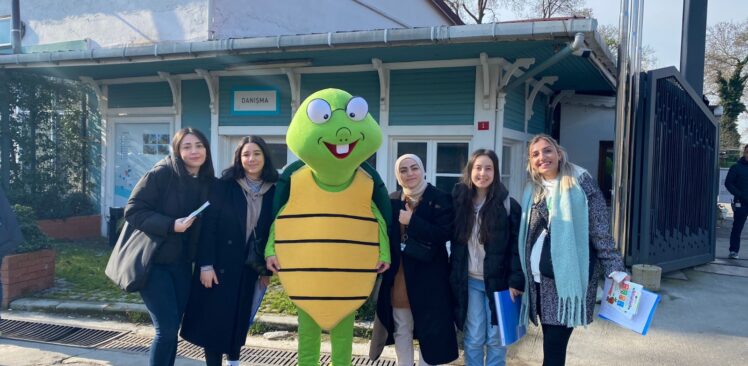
371,154,458,366
125,128,215,366
449,149,524,366
180,136,278,366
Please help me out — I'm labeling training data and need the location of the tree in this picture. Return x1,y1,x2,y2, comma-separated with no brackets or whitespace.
597,24,658,71
705,20,748,100
507,0,588,19
716,56,748,150
0,73,100,218
705,20,748,147
444,0,501,24
445,0,589,24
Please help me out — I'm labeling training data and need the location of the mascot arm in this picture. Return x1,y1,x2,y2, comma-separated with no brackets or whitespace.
372,201,390,263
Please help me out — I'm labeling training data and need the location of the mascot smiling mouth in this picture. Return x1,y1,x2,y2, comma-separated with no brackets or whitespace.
324,140,359,159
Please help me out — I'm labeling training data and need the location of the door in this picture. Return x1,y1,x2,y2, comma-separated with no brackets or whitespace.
113,123,171,207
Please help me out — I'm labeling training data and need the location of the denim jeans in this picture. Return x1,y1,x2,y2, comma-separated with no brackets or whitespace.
139,260,192,366
464,277,506,366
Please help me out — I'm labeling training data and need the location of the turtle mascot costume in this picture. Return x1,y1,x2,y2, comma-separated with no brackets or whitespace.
265,88,391,366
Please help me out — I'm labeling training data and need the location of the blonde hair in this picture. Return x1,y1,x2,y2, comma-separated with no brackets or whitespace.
526,134,579,202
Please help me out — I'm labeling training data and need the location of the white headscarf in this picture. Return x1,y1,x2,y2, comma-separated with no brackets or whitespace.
394,154,428,203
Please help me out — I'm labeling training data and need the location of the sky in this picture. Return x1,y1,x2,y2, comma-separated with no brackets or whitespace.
584,0,748,69
498,0,748,69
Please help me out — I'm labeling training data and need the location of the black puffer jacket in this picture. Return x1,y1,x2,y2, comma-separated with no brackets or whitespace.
124,156,213,264
449,182,524,330
726,157,748,204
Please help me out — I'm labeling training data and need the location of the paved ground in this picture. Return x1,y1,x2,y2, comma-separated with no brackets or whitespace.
1,219,747,365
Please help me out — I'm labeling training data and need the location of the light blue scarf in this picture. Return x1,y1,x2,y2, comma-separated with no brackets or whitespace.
518,169,590,327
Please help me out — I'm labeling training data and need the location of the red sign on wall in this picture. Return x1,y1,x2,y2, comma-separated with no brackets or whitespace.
477,121,489,131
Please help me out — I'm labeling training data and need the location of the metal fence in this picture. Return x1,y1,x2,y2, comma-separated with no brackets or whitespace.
626,67,719,272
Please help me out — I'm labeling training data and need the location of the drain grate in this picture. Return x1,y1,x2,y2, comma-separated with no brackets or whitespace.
101,334,398,365
0,319,127,348
0,319,401,365
98,333,153,354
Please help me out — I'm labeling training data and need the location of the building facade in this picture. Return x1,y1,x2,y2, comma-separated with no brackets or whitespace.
0,2,617,235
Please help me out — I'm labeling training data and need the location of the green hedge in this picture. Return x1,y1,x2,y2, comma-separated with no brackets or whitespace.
11,204,51,254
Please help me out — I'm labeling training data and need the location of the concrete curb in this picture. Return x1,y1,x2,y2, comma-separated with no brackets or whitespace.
8,298,375,335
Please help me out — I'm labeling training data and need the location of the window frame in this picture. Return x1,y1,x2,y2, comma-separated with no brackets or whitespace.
389,138,471,192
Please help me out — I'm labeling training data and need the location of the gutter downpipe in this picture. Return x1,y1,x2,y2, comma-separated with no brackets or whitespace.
504,33,585,92
612,0,644,259
11,0,21,54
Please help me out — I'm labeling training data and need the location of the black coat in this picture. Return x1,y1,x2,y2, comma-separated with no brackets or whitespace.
726,157,748,204
449,183,524,330
180,178,275,353
124,156,212,264
374,184,458,365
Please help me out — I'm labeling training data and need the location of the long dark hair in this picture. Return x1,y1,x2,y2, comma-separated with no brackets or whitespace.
171,127,214,179
222,135,279,182
453,149,503,245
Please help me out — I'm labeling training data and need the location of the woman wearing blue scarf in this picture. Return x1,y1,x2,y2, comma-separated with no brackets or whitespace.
517,134,628,366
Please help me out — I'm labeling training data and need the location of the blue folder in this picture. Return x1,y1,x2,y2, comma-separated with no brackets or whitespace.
248,278,267,327
493,290,527,346
598,278,661,336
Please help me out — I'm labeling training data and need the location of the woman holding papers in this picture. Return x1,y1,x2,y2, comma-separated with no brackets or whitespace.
125,128,215,366
181,136,278,366
449,149,524,366
371,154,458,366
518,134,627,366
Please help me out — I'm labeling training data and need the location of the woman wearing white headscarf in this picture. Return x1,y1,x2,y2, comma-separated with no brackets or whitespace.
369,154,458,366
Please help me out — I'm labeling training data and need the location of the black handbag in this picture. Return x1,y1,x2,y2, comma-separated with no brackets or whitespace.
105,221,164,292
244,230,269,274
401,232,434,262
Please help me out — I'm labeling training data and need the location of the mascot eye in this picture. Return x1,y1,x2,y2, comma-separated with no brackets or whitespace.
306,99,332,124
345,97,368,122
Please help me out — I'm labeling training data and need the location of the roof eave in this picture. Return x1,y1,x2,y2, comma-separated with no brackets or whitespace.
0,18,616,80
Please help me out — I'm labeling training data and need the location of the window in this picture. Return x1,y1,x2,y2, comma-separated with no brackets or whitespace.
225,136,288,172
393,140,469,192
142,133,170,155
265,142,288,169
436,142,468,192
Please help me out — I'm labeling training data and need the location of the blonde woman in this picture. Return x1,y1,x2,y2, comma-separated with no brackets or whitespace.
517,134,628,366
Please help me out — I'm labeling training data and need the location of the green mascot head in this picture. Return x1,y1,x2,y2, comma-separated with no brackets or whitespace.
286,88,382,186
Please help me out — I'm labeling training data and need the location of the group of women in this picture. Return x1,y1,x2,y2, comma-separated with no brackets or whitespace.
124,127,627,366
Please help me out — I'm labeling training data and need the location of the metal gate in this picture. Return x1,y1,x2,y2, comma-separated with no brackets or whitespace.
626,67,719,272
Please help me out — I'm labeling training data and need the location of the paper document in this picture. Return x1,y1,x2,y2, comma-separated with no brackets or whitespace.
605,280,643,319
186,201,210,220
599,278,660,335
